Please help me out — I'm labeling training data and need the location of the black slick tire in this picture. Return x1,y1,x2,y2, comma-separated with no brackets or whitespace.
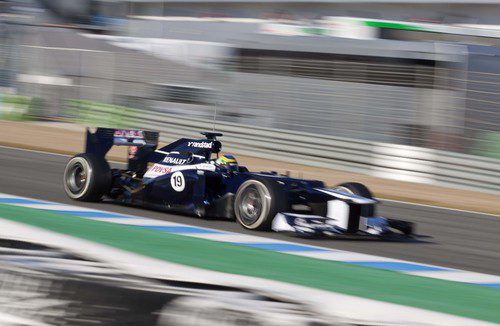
333,182,375,217
63,153,111,202
234,178,286,231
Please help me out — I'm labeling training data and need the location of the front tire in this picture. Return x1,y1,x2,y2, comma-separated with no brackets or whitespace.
63,153,111,202
234,178,286,231
333,182,375,217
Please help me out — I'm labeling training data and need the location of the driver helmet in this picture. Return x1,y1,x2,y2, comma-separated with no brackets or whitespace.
215,154,238,172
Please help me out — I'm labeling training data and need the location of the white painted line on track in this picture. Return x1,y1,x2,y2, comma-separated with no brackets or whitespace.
289,251,403,262
406,271,500,284
16,204,103,211
0,144,73,158
89,217,180,226
379,198,500,218
187,233,288,244
0,145,127,165
19,44,111,53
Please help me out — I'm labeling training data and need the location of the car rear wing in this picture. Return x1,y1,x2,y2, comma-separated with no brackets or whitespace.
85,127,159,159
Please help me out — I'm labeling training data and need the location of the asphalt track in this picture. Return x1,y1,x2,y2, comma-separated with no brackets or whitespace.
0,146,499,275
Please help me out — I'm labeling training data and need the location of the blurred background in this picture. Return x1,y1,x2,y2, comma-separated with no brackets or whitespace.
1,0,500,154
0,0,499,193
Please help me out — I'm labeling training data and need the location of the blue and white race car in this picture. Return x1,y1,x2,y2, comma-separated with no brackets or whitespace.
63,128,413,238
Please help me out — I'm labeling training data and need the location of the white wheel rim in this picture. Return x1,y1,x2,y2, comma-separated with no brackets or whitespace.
333,186,354,195
235,180,271,229
64,157,93,199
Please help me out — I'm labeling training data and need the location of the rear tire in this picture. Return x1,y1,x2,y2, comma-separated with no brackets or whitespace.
234,178,286,231
63,153,111,202
333,182,375,217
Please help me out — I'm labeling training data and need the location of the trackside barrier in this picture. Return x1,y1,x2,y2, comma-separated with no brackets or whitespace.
0,94,39,121
371,143,500,193
66,104,500,195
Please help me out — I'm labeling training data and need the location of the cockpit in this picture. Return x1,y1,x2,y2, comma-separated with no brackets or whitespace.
215,154,239,173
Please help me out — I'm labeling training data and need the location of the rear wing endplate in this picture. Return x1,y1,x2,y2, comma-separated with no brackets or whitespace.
85,128,159,158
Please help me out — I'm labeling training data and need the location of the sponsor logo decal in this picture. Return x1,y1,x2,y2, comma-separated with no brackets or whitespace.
150,165,172,174
163,157,188,165
187,141,212,149
143,164,172,178
197,163,216,171
113,130,143,138
113,130,146,146
144,163,216,178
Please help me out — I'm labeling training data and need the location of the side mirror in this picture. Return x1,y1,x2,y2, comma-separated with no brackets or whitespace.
212,141,222,153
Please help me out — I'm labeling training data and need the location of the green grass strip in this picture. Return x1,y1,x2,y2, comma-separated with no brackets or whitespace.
0,203,499,323
363,21,426,31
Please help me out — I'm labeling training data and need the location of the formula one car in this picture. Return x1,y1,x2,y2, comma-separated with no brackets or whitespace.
63,128,413,238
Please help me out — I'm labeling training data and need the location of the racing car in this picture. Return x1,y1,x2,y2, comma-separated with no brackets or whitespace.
63,128,413,238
